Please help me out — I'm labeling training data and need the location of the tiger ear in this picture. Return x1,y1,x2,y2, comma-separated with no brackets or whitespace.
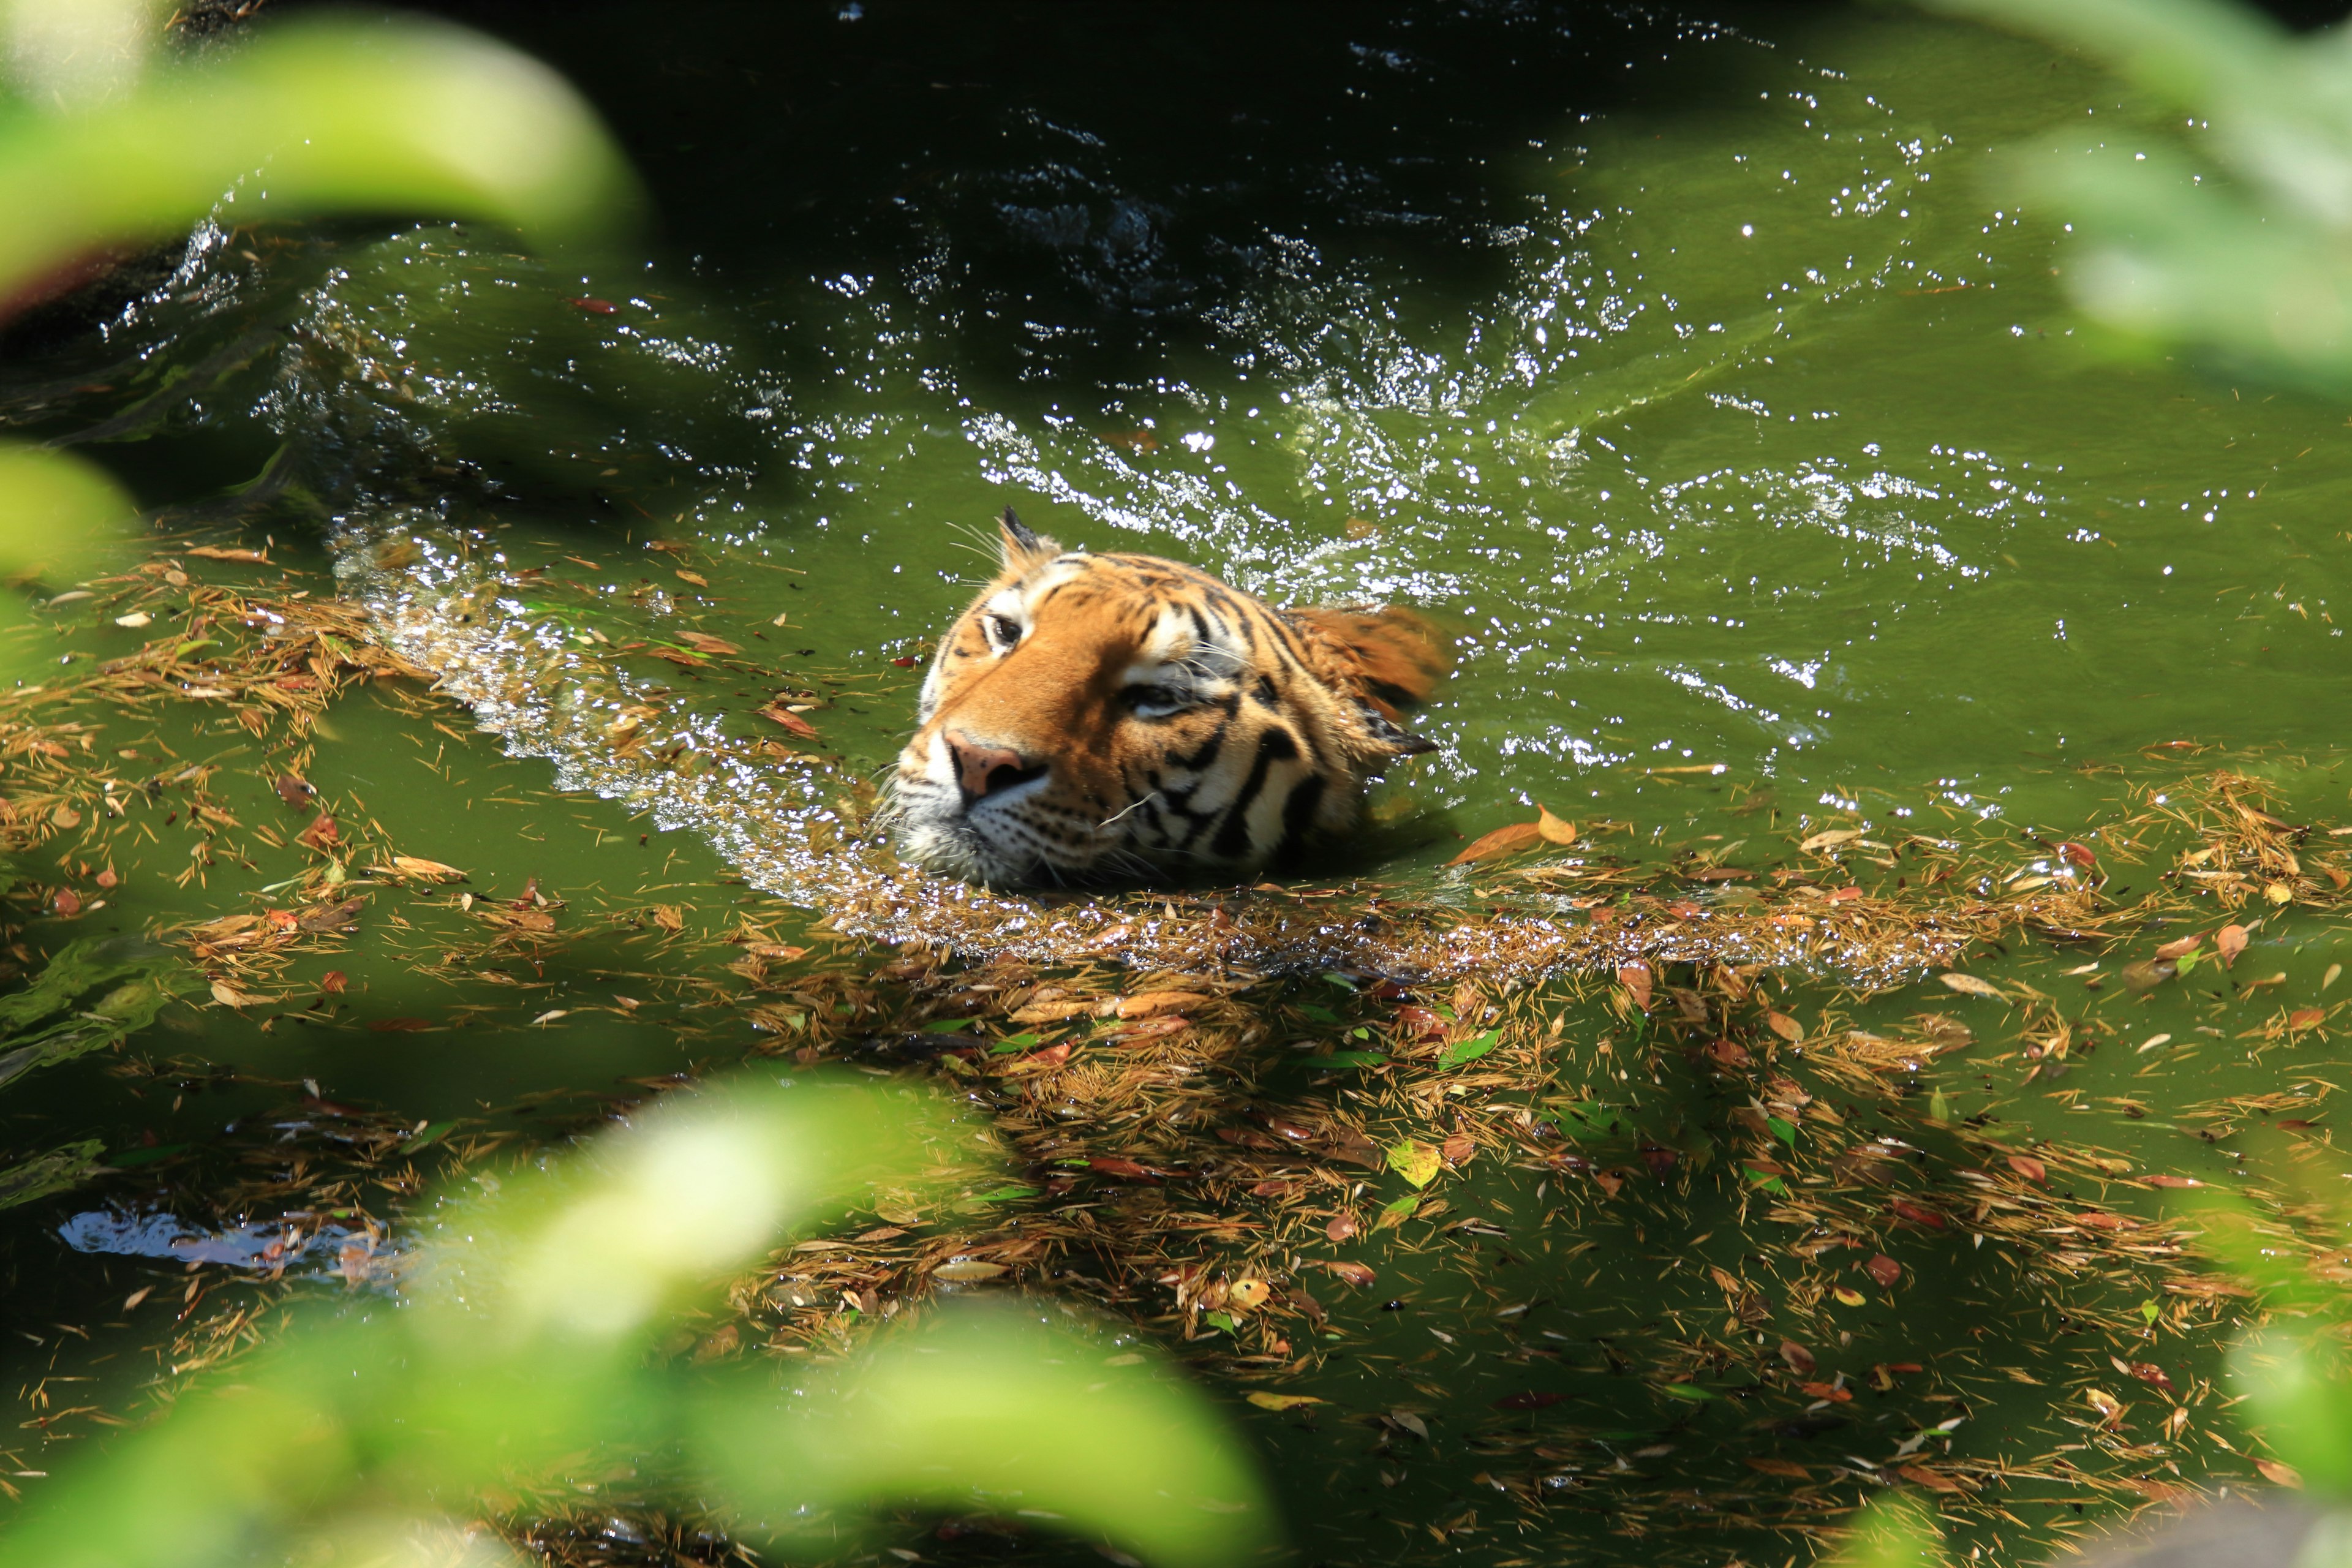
997,506,1059,573
1286,605,1452,724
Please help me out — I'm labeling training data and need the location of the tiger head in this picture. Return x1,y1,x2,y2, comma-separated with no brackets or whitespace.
893,508,1450,887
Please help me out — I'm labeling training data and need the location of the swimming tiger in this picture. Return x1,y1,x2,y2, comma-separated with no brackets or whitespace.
893,508,1450,887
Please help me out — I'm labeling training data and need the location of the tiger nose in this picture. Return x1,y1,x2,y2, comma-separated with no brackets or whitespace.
946,733,1044,804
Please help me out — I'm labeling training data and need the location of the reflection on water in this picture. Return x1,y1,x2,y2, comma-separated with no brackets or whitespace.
59,1205,390,1282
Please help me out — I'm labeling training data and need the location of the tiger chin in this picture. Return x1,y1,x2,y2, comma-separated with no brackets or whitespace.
892,507,1450,889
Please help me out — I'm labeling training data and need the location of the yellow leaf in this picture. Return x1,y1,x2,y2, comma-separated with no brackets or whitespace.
674,568,710,588
1114,990,1212,1019
1765,1011,1804,1043
1386,1139,1441,1188
1800,829,1861,853
1246,1392,1324,1412
209,979,260,1008
1939,973,2003,998
385,856,466,881
1227,1279,1270,1311
931,1259,1008,1282
1536,804,1577,845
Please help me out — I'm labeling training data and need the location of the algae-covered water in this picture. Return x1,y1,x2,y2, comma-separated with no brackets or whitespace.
0,3,2347,1565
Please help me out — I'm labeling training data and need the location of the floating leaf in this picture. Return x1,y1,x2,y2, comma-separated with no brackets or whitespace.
2290,1008,2328,1031
1745,1458,1811,1478
1535,804,1578,845
1865,1254,1902,1287
1447,820,1542,866
1491,1391,1567,1411
2006,1155,2046,1185
1617,963,1652,1009
2258,1458,2305,1489
932,1259,1009,1282
1319,1260,1374,1288
384,856,466,881
1658,1384,1715,1401
1939,973,2002,998
758,703,820,738
1385,1139,1441,1188
1899,1464,1966,1493
1779,1340,1817,1374
2217,923,2250,967
1437,1030,1500,1069
399,1120,456,1153
1800,829,1861,853
1764,1011,1805,1043
1115,990,1210,1019
1244,1393,1322,1412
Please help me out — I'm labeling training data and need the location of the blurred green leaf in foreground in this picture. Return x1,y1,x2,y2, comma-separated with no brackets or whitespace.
1924,0,2352,391
0,0,643,674
0,1072,1277,1568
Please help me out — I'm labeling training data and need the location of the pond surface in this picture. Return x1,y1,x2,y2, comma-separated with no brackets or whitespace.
0,2,2346,1566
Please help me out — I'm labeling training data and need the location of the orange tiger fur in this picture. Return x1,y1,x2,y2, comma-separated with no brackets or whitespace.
894,508,1449,886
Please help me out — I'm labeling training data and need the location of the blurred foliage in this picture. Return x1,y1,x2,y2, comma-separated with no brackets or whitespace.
0,1072,1276,1568
0,1,641,677
1925,0,2352,390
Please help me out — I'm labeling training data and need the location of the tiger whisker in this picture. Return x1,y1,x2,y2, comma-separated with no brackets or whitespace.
1096,791,1161,831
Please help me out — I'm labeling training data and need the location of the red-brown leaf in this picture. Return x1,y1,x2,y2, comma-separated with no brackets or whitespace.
2006,1154,2047,1184
1491,1391,1567,1410
758,704,820,738
1889,1200,1944,1231
1864,1254,1902,1287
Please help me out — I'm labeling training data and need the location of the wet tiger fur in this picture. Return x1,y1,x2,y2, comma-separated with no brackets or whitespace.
894,508,1450,887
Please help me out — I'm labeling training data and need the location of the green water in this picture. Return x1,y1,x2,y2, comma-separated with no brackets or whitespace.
0,2,2346,1564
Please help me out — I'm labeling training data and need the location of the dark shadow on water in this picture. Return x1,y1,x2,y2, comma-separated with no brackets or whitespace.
375,0,1851,394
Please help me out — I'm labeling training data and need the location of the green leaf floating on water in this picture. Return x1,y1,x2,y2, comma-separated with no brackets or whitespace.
1658,1384,1716,1401
1385,1138,1441,1188
1437,1029,1501,1068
